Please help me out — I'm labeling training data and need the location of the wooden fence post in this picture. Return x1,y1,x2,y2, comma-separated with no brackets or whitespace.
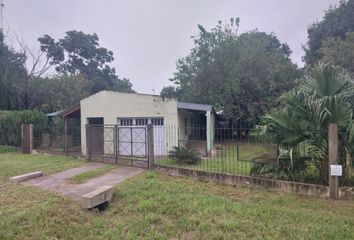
21,124,33,154
64,118,68,154
328,123,339,200
147,124,155,169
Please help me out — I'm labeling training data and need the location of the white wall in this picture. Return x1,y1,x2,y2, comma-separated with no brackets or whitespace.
81,91,179,155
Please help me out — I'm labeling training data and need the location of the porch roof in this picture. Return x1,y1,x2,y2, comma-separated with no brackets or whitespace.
46,104,80,119
177,102,213,112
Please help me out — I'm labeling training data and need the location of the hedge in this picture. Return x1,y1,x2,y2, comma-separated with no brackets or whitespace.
0,110,47,146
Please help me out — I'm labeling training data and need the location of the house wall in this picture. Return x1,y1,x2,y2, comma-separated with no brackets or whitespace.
80,91,179,155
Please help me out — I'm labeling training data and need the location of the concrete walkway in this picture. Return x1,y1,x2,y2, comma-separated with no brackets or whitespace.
24,163,144,200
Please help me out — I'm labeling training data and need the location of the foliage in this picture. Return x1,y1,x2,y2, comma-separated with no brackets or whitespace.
0,110,47,146
252,63,354,184
168,146,202,164
170,19,299,126
0,30,134,112
38,30,134,94
320,31,354,74
0,32,27,110
28,74,90,112
160,85,180,99
304,0,354,65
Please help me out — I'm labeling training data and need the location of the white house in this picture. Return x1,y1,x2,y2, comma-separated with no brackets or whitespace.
78,91,215,157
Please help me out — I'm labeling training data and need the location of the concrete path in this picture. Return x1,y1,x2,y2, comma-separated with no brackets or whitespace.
24,163,144,200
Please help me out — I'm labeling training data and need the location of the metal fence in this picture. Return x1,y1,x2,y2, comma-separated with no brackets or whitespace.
33,127,81,154
86,124,149,167
153,126,353,186
154,126,279,178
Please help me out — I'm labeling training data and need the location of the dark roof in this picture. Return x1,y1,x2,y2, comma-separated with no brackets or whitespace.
177,102,213,112
46,104,80,118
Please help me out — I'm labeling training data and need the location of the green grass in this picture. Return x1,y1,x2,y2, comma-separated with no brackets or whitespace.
67,165,118,184
0,152,85,182
156,143,276,176
1,152,354,239
0,145,18,153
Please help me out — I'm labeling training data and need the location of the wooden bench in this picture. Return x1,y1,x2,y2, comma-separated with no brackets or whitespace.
9,171,44,182
80,185,114,209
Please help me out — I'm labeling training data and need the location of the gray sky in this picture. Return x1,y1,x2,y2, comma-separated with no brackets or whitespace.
3,0,340,94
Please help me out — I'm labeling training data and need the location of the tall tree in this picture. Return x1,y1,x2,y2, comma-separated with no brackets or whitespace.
0,32,27,110
28,74,90,113
38,30,134,94
15,33,53,109
320,31,354,74
304,0,354,65
170,19,299,126
160,85,180,99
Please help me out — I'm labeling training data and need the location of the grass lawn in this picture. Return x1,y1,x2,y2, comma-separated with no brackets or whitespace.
1,153,354,239
156,143,276,176
0,152,85,182
67,165,118,184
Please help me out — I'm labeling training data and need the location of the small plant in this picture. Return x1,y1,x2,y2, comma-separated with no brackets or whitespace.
168,146,202,165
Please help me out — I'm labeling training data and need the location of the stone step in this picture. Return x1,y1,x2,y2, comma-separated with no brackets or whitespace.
80,185,114,209
10,171,44,182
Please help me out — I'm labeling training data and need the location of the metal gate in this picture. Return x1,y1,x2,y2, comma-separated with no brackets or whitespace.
87,124,149,168
118,127,147,157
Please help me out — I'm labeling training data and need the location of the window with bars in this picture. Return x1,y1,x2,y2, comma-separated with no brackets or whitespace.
151,118,164,126
135,118,148,126
119,118,133,126
118,117,164,126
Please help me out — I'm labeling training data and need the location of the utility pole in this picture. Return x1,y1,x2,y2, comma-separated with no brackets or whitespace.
0,0,4,34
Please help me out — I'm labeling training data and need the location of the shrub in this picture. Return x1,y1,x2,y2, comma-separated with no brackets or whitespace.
0,145,17,153
168,146,202,165
0,110,47,146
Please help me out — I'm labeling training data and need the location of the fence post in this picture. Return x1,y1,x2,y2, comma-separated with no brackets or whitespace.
147,124,155,169
236,144,239,160
21,124,33,154
328,123,339,200
64,118,68,154
115,125,118,164
85,124,91,161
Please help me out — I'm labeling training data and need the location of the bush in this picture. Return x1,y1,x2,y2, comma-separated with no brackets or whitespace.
0,110,47,146
168,146,202,165
0,145,18,153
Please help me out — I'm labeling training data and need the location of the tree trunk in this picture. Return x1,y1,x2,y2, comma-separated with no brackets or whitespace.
345,149,353,177
23,75,31,109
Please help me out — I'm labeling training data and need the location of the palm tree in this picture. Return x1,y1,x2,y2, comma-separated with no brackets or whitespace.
252,63,354,184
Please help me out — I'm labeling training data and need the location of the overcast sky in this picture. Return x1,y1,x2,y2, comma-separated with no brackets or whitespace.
3,0,341,94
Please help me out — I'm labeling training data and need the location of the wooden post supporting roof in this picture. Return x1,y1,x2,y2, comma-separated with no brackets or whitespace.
64,117,68,154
